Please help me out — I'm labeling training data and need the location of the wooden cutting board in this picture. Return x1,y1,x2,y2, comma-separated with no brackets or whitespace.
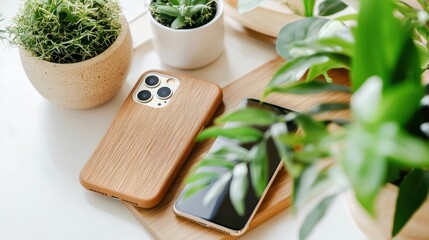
124,57,350,240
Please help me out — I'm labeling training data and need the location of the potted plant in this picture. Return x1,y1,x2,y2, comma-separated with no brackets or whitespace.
7,0,133,109
185,0,429,239
149,0,224,69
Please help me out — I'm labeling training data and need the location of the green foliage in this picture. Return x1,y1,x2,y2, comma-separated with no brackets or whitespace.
393,170,429,236
351,0,402,90
303,0,316,17
8,0,121,63
318,0,347,16
196,126,263,143
149,0,217,29
184,0,429,238
299,194,336,240
216,108,278,126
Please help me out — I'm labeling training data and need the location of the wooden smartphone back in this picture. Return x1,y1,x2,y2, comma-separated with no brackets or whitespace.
80,70,223,208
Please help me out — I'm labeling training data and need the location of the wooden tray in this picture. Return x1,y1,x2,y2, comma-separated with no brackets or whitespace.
124,57,350,240
224,0,303,38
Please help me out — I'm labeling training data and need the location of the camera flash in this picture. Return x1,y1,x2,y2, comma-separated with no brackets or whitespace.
167,78,176,86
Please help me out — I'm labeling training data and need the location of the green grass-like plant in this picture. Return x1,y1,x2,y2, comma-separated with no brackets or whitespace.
8,0,122,63
0,15,5,41
150,0,217,29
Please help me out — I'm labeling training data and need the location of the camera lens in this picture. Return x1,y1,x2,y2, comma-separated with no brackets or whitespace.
137,90,152,102
144,75,160,88
157,87,172,100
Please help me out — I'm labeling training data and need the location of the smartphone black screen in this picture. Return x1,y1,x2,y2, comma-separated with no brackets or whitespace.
174,98,296,232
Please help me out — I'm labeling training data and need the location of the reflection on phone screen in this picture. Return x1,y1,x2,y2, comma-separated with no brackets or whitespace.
175,99,297,232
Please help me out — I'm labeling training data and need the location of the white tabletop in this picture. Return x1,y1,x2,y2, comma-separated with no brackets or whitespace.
0,1,366,239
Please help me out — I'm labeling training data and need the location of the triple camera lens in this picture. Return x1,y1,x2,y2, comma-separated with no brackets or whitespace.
137,75,173,103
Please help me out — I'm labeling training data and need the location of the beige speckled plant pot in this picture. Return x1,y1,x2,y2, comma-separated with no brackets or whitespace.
19,15,133,109
346,184,429,240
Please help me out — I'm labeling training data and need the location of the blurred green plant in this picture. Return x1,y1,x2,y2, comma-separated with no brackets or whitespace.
185,0,429,239
8,0,122,63
0,15,5,41
149,0,217,29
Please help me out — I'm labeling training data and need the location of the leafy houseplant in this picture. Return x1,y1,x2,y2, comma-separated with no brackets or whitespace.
8,0,133,109
148,0,224,69
185,0,429,239
149,0,217,29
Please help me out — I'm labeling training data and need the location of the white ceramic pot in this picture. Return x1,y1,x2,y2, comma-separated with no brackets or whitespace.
346,184,429,240
20,15,133,109
149,0,224,69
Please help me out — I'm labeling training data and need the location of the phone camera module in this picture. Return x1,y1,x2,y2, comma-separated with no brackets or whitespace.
157,87,172,100
137,90,152,102
144,75,160,88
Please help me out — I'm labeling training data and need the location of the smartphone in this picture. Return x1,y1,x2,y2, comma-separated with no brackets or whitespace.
174,98,297,235
80,70,223,208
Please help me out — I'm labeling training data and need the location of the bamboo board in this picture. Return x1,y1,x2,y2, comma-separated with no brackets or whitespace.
124,57,350,240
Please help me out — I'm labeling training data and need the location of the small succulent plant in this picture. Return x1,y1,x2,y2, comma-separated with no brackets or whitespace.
150,0,217,29
8,0,122,64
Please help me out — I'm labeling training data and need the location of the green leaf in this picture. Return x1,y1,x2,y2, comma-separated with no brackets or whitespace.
391,32,422,86
270,123,303,177
180,0,191,7
392,170,429,236
342,125,387,215
197,156,236,170
156,5,181,17
350,76,382,124
216,108,278,126
197,126,263,143
171,16,185,29
249,140,269,197
304,0,316,17
168,0,180,5
416,44,429,70
318,0,347,16
307,103,349,115
295,114,329,142
203,172,232,206
189,4,205,16
230,163,249,216
377,123,429,168
276,17,328,60
183,180,212,199
294,165,327,210
352,0,402,90
287,38,353,61
211,146,249,160
191,0,207,4
238,0,267,13
299,194,337,240
185,171,219,184
306,57,347,82
265,80,350,97
335,13,358,21
267,56,329,89
279,134,307,145
375,82,424,126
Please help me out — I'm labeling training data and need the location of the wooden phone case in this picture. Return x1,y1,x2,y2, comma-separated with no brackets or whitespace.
80,70,223,208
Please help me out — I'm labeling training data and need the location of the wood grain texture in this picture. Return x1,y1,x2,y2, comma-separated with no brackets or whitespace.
124,57,351,239
80,70,223,208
